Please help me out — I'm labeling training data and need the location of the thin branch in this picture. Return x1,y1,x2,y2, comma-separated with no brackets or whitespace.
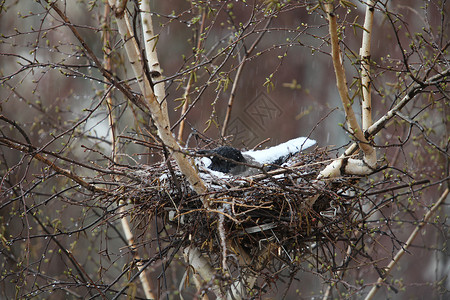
221,17,272,136
119,209,155,299
103,5,117,162
0,137,106,193
364,188,449,300
368,70,449,135
177,9,206,143
47,1,151,113
322,243,354,300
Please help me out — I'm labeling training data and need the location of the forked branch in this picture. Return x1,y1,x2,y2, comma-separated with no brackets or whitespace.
106,1,233,298
319,2,377,178
107,0,209,202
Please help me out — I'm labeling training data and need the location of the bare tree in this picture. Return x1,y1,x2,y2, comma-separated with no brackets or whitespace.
0,1,448,299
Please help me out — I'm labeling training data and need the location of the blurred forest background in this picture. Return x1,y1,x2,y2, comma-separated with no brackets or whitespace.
0,0,448,299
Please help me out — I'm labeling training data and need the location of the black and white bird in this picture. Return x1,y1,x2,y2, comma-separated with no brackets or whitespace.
197,137,316,177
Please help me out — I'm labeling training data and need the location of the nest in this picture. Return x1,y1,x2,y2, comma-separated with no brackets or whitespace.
107,147,364,273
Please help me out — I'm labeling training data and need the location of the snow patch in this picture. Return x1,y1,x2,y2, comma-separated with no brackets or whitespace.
243,137,316,164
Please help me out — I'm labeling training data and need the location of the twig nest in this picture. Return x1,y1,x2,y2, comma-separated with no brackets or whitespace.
113,147,363,265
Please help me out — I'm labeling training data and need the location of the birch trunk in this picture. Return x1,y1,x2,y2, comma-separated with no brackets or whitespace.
319,2,377,178
107,0,208,201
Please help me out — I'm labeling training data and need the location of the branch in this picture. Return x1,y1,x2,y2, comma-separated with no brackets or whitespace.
367,68,449,135
177,9,206,142
321,2,376,178
0,137,106,193
221,17,273,136
360,0,375,132
107,0,209,204
318,68,449,178
183,246,225,299
322,243,354,300
48,1,151,113
102,6,155,298
139,0,168,123
364,188,449,300
106,3,230,299
119,210,155,299
225,240,268,300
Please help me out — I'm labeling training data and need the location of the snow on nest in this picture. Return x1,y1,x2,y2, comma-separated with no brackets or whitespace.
243,137,316,164
193,136,316,179
195,156,233,181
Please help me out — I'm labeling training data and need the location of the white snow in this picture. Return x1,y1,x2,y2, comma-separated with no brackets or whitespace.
199,167,232,180
199,156,212,167
194,156,233,180
192,136,316,179
243,137,316,164
159,173,169,181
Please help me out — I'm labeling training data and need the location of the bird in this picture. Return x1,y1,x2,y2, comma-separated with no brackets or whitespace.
197,137,316,177
197,146,248,174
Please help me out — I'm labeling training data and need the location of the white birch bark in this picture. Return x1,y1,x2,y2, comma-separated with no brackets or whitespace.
319,67,450,178
103,7,155,296
319,3,377,178
183,246,225,299
107,0,209,201
139,1,168,124
360,1,375,132
106,2,221,298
